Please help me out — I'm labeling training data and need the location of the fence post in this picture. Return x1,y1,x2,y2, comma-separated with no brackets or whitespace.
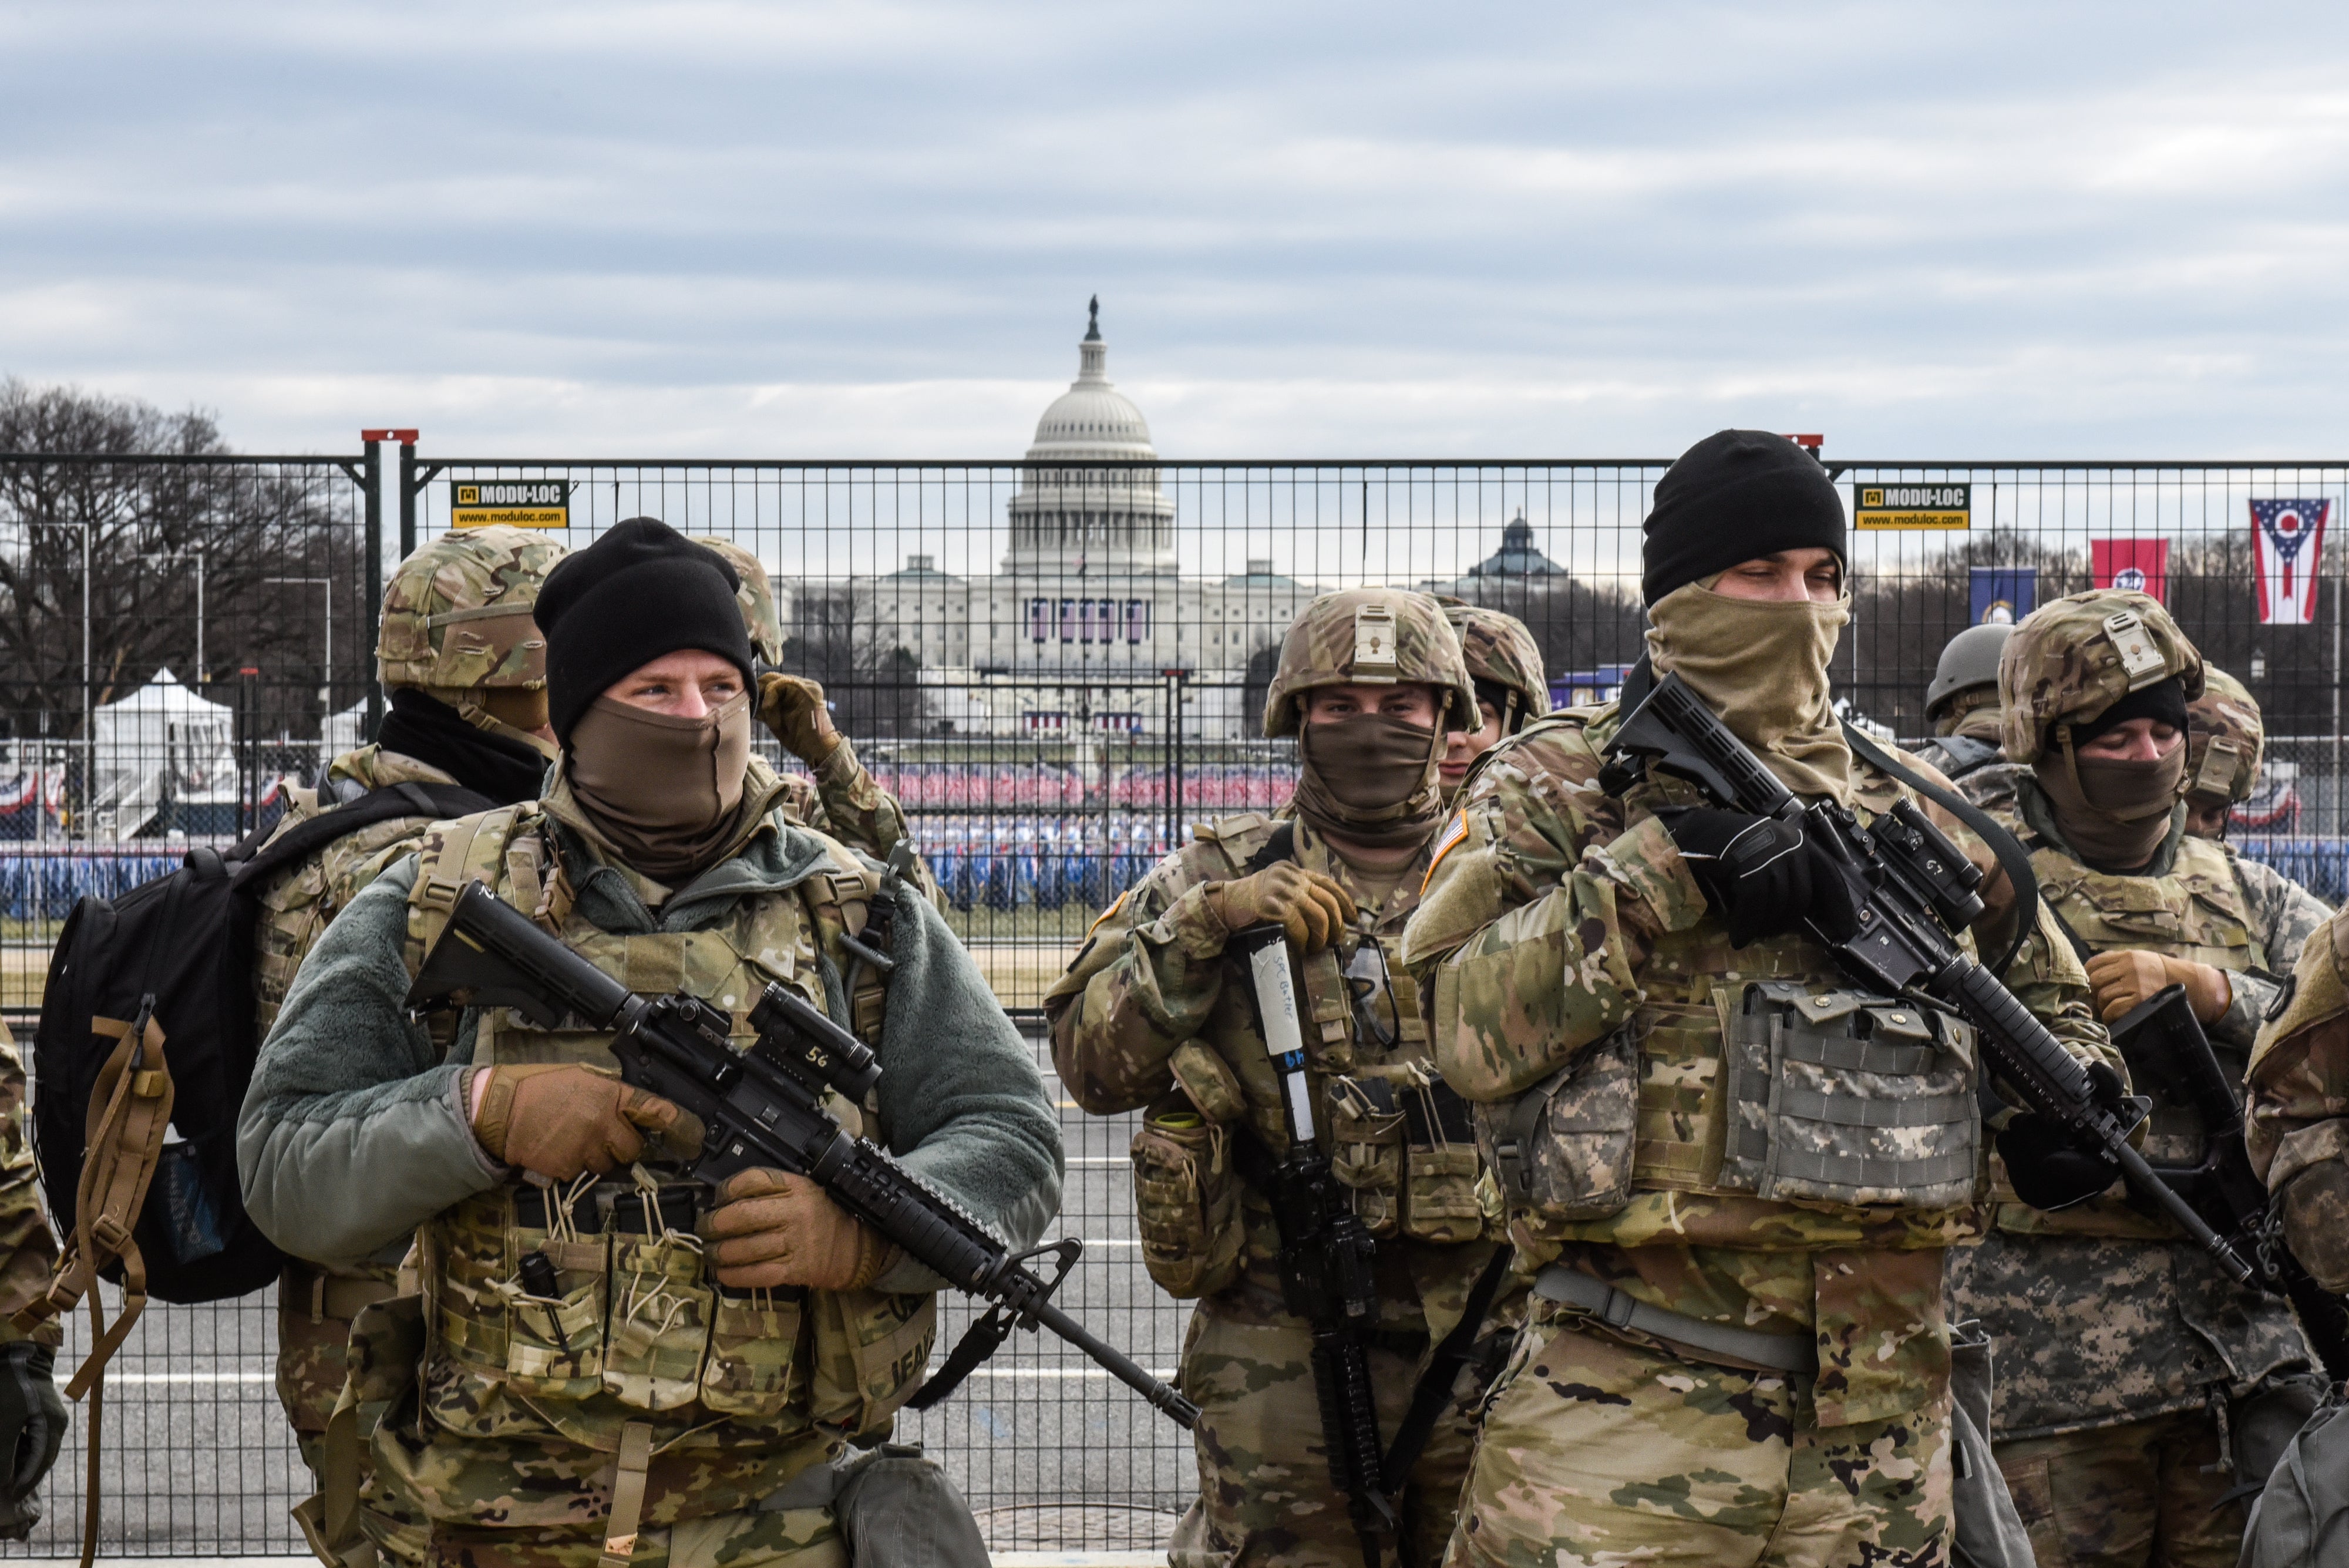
399,436,419,560
361,435,383,738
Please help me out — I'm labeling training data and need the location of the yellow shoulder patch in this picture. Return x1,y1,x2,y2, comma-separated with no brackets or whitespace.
1085,889,1130,938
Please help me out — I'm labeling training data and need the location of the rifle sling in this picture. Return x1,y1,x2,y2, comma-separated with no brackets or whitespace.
1838,721,2044,980
1381,1241,1514,1493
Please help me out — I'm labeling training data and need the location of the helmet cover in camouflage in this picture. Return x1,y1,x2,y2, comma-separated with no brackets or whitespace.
375,524,566,691
1998,587,2206,764
688,535,785,666
1925,623,2011,721
2186,664,2263,803
1263,588,1478,738
1435,598,1551,728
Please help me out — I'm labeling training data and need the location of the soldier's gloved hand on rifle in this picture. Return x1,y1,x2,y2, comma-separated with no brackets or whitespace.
2280,1164,2349,1294
759,671,843,765
0,1341,62,1540
468,1063,689,1181
1206,863,1357,952
1655,806,1860,949
2084,949,2232,1025
1995,1060,2132,1210
706,1168,897,1291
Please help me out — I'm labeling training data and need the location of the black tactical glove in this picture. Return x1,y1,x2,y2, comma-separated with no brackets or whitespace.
0,1341,64,1539
1656,807,1859,949
1995,1061,2133,1212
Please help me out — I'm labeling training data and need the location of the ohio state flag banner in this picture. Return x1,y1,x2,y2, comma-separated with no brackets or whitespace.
2250,499,2330,625
2092,537,2169,603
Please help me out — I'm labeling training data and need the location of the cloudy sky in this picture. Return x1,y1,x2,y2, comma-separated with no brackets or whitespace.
5,1,2347,460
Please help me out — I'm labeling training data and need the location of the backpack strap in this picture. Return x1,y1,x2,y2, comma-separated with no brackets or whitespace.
228,782,493,894
1840,722,2044,980
1241,820,1297,874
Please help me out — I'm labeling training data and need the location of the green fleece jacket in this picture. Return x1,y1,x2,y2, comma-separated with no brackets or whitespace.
237,815,1061,1295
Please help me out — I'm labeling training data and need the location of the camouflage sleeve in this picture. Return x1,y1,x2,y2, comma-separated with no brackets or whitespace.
1045,854,1228,1115
0,1031,58,1346
1404,726,1707,1103
2246,910,2349,1189
804,740,943,907
2218,854,2336,1049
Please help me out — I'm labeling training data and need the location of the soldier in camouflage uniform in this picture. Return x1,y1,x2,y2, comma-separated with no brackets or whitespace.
1436,600,1550,802
2183,664,2262,843
2247,909,2349,1305
254,523,568,1500
1050,588,1520,1568
686,537,939,904
1913,623,2011,784
241,519,1059,1568
1403,430,2115,1568
1945,592,2327,1568
0,1028,63,1539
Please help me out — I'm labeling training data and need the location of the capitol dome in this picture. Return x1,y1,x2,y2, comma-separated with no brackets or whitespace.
1005,299,1176,576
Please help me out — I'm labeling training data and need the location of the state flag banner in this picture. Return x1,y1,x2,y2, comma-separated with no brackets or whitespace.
2251,499,2331,627
1968,567,2037,625
2092,539,2169,604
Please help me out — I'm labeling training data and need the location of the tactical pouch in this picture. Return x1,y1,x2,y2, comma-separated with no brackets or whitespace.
1327,1076,1405,1237
503,1233,610,1397
1719,982,1980,1210
1399,1069,1485,1243
1130,1106,1244,1298
1476,1025,1638,1225
807,1287,937,1443
699,1286,807,1418
1168,1039,1247,1126
603,1186,715,1410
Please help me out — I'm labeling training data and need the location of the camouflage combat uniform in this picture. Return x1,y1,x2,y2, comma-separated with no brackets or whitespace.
2247,908,2349,1286
242,771,1058,1568
1049,591,1517,1568
1402,704,2111,1568
255,524,567,1487
0,1031,59,1348
1944,594,2326,1568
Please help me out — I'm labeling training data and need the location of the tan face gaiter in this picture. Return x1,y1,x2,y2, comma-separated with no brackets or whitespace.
565,691,753,883
1294,712,1448,849
1645,581,1855,803
2036,737,2186,869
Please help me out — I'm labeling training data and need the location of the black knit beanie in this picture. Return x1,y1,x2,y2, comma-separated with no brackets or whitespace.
536,516,756,742
1641,430,1847,605
2071,676,2189,749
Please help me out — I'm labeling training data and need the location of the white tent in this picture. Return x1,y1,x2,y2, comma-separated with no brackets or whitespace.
86,669,241,841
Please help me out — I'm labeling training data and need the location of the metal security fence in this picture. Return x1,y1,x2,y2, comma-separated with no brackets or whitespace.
5,449,2349,1553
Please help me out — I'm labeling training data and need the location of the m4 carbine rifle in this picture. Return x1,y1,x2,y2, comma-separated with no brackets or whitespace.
2109,984,2349,1382
1228,921,1403,1568
1601,670,2259,1285
407,879,1198,1429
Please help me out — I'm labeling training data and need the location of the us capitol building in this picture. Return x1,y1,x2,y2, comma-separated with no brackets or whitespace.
825,302,1560,739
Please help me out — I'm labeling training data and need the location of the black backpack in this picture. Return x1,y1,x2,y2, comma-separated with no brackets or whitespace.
28,781,489,1307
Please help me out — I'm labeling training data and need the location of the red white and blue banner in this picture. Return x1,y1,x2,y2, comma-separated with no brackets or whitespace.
2251,499,2330,626
2092,538,2169,604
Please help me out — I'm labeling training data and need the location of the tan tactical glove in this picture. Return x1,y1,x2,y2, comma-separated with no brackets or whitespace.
1204,862,1357,952
468,1063,684,1181
759,671,843,765
705,1167,894,1291
2084,949,2233,1025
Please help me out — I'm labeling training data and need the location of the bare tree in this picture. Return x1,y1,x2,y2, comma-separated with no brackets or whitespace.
778,585,935,739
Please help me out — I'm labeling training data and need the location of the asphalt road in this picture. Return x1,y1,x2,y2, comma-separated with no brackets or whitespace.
2,1025,1189,1559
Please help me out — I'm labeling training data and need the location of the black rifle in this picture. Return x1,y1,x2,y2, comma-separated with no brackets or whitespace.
2111,984,2349,1382
1228,921,1404,1568
406,878,1198,1429
1601,670,2259,1285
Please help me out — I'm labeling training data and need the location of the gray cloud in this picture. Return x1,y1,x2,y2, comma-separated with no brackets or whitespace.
3,0,2345,457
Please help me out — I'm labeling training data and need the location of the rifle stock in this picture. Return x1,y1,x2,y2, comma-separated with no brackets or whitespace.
407,879,1199,1429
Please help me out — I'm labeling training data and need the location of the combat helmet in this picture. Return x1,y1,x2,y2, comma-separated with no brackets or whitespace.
1263,588,1477,738
688,536,785,665
1925,623,2011,728
1999,588,2205,765
2186,665,2263,804
375,524,565,695
1435,598,1551,733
